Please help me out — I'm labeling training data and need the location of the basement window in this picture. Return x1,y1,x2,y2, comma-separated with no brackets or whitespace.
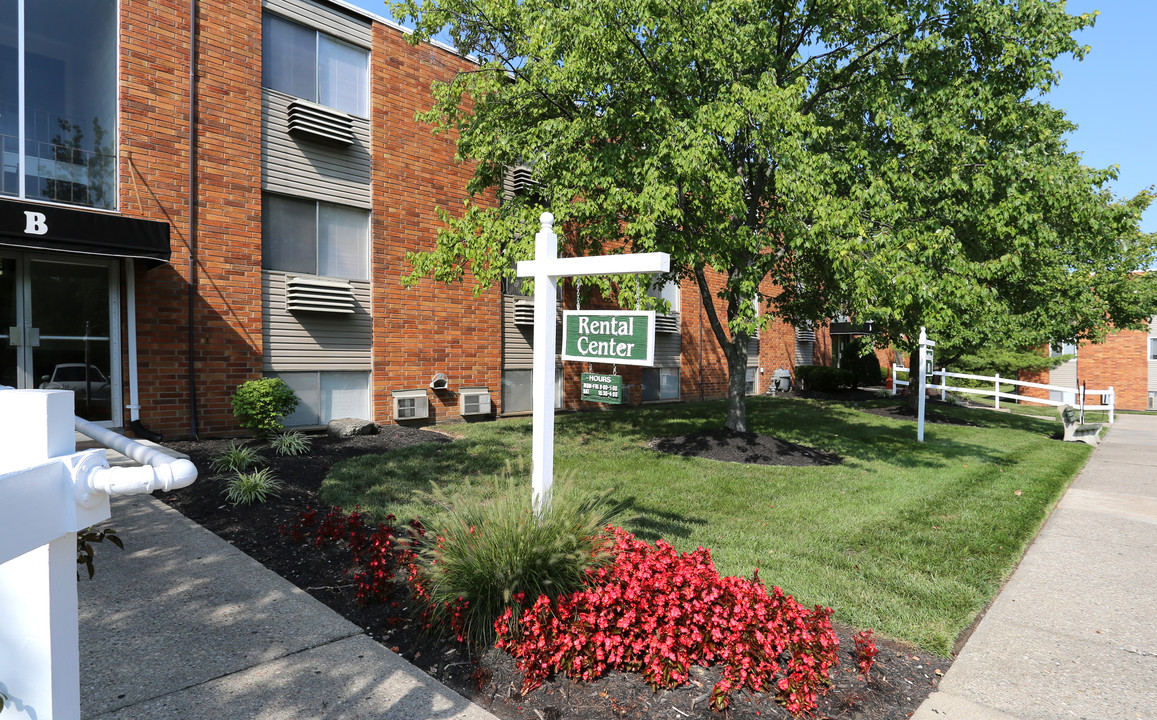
642,367,680,401
271,371,369,427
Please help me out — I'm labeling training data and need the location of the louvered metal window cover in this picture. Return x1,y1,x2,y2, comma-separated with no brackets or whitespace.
512,298,565,326
655,313,680,333
513,298,535,325
286,276,356,314
508,165,539,194
287,100,356,145
796,325,816,343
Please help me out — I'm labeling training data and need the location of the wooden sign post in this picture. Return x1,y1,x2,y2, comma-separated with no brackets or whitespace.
516,213,669,512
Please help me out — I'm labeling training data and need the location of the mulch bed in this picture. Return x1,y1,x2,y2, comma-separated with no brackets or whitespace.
154,424,948,720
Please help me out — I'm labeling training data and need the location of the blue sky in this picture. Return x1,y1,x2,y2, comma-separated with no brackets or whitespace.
344,0,1155,234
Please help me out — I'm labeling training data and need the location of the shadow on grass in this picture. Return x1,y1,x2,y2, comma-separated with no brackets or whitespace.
617,494,709,543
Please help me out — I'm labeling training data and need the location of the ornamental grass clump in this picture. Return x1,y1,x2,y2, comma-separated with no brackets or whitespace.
271,429,312,457
495,528,841,716
409,476,627,649
210,440,265,474
223,467,284,506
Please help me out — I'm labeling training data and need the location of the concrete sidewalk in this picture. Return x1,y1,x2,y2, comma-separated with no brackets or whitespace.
913,414,1157,720
78,493,498,720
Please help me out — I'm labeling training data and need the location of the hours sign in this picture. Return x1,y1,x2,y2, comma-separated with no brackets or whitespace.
562,310,654,366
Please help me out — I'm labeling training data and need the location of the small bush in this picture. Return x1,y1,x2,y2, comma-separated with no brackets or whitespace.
409,476,627,649
210,440,265,474
796,365,853,393
223,467,284,506
271,429,312,456
839,337,884,389
231,378,300,438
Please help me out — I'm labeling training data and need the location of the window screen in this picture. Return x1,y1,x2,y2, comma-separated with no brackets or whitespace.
263,14,367,116
263,194,368,280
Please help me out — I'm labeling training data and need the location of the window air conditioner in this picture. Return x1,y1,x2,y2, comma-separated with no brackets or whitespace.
393,390,429,421
460,388,491,416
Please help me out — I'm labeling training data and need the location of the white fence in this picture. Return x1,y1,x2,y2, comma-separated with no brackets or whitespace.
891,364,1115,423
0,388,197,720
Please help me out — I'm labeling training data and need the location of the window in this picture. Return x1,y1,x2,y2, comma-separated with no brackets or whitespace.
1149,337,1157,361
271,371,370,427
263,195,369,280
263,14,368,116
642,367,679,401
1,0,118,209
745,367,758,395
647,280,680,314
501,368,563,413
1051,341,1078,357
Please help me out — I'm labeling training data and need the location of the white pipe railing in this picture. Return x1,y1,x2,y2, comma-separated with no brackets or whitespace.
73,417,198,501
891,364,1115,422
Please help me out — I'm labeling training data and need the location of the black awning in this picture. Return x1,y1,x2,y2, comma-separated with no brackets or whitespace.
0,198,171,267
829,321,875,336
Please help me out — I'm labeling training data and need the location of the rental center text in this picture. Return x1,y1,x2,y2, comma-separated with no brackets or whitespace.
575,316,636,358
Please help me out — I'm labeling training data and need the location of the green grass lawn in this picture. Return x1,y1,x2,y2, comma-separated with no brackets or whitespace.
320,396,1091,656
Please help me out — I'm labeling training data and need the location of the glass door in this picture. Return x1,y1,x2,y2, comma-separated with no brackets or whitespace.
1,252,120,423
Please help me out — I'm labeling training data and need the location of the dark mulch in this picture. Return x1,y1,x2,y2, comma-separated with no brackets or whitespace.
650,428,842,466
154,424,948,720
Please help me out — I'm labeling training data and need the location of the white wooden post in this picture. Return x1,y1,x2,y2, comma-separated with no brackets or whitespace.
995,373,1001,410
939,367,946,401
916,327,935,443
891,363,897,395
0,390,109,720
1108,386,1115,424
516,213,669,512
1,388,196,719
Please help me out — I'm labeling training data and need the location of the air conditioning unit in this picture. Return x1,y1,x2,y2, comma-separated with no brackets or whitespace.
460,388,491,416
392,389,429,421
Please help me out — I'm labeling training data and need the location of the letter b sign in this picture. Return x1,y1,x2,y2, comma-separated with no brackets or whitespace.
24,211,48,236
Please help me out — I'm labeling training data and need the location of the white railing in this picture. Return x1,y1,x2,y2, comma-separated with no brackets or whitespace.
0,388,197,719
890,364,1115,423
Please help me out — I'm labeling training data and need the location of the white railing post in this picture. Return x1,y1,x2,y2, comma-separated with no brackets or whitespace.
1108,386,1115,424
0,390,101,720
994,372,1001,409
1,388,197,719
891,363,897,395
940,367,946,401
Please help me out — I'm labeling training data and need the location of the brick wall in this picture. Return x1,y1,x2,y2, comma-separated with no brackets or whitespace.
1023,331,1149,410
120,0,264,438
369,26,502,425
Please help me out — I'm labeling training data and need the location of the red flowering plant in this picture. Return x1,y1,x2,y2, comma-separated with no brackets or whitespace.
852,629,878,680
279,506,424,612
494,528,840,716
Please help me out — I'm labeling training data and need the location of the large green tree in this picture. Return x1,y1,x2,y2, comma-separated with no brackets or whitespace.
394,0,1155,431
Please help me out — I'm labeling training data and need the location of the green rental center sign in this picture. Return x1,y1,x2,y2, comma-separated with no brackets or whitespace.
562,310,655,366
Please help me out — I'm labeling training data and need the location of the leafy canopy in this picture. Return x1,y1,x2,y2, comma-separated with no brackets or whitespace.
393,0,1155,429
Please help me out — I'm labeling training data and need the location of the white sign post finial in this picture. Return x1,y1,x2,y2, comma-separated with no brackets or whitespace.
516,211,669,515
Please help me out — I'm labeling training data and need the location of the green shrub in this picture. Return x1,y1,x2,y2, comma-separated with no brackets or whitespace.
271,430,312,457
411,475,628,648
223,467,284,506
210,440,265,474
231,378,300,438
839,337,885,389
795,365,853,393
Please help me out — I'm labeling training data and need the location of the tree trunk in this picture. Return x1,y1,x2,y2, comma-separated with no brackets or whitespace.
725,337,750,432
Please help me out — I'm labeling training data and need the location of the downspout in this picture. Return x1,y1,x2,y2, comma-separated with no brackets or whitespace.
124,259,163,441
186,0,200,439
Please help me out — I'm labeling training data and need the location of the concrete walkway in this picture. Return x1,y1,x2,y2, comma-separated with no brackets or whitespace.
78,493,498,720
913,413,1157,720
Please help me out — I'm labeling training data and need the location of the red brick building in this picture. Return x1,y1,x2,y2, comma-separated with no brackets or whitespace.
1019,322,1157,411
1,0,815,439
